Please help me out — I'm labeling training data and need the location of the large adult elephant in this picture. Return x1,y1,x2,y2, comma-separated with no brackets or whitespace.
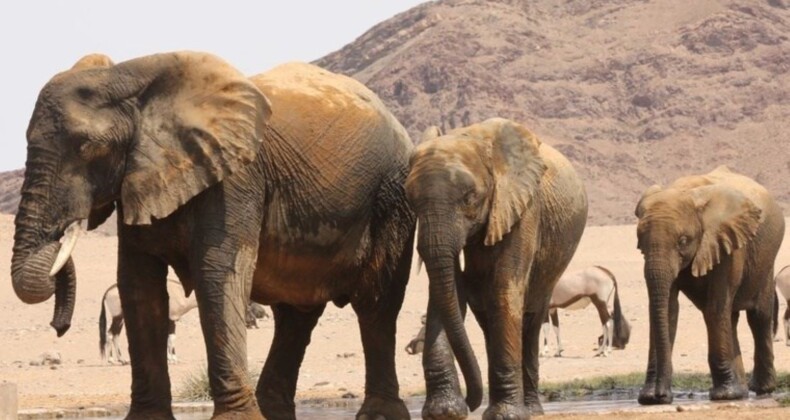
635,166,784,405
405,119,588,419
11,52,415,420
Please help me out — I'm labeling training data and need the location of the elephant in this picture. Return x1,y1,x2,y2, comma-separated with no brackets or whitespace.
635,166,784,405
11,51,415,420
405,119,588,419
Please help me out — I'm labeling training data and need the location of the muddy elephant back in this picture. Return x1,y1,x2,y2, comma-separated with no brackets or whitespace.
250,63,411,215
251,62,411,158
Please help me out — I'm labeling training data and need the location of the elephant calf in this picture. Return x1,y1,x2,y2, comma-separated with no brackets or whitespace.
406,118,587,419
635,166,784,404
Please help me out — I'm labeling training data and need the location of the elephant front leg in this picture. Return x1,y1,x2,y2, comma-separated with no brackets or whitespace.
193,243,262,419
639,284,679,405
256,303,325,419
746,305,776,395
483,289,529,420
117,249,173,420
703,308,748,401
421,299,469,420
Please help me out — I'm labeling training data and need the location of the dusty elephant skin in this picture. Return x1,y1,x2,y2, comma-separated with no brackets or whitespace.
11,52,415,420
405,119,588,420
634,166,785,405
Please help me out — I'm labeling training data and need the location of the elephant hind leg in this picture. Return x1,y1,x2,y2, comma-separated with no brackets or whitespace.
353,233,412,420
256,303,325,420
703,308,748,401
746,305,776,395
521,310,546,415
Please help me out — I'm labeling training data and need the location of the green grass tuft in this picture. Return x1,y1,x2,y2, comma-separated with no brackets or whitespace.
540,371,790,401
179,368,259,401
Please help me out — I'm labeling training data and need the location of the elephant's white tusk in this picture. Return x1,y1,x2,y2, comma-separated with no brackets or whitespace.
49,220,85,276
459,249,465,272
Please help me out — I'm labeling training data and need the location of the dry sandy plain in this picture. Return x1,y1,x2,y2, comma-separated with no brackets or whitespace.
1,213,790,418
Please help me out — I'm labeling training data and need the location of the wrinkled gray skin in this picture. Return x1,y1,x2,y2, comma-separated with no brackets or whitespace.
635,166,784,405
406,119,588,420
12,52,414,420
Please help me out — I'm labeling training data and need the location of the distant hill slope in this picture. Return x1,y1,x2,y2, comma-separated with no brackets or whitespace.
316,0,790,225
0,169,116,236
0,169,23,215
2,0,789,227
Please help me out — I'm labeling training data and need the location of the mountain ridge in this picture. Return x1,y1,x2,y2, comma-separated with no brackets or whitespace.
2,0,789,227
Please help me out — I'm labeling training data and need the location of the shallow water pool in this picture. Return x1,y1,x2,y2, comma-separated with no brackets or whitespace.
98,391,716,419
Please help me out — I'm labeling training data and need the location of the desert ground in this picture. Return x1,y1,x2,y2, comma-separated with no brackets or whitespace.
1,213,790,418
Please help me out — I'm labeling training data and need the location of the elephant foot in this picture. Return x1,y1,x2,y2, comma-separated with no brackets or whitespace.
637,385,673,405
356,395,409,420
482,402,530,420
211,399,264,420
212,411,264,420
749,371,776,396
709,383,748,401
259,397,295,420
422,391,468,420
124,409,175,420
525,399,543,416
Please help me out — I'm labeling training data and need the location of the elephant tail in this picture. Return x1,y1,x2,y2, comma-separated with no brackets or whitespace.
99,287,111,361
597,266,630,349
773,291,779,338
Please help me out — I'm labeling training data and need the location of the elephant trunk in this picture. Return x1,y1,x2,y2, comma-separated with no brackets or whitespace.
644,258,676,401
419,222,483,411
11,162,81,336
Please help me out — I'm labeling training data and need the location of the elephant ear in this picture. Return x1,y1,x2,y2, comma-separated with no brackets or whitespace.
690,185,762,277
635,184,663,219
71,54,114,70
484,120,546,246
420,126,443,143
111,52,272,225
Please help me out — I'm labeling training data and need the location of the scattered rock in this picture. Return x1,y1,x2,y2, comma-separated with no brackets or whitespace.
314,381,330,387
36,350,62,366
337,352,356,359
342,392,358,399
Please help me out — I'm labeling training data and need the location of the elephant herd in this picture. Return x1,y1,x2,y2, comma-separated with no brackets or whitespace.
8,51,787,420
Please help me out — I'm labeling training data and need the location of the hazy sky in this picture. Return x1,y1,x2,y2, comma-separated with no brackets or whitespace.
0,0,427,171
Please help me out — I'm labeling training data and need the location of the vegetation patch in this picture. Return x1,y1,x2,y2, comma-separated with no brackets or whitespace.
180,368,259,401
540,371,790,402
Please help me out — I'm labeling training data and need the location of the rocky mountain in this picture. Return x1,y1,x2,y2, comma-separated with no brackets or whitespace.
2,0,789,227
316,0,790,225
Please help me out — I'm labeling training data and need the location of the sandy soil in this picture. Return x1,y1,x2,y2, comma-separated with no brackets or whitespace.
1,214,790,415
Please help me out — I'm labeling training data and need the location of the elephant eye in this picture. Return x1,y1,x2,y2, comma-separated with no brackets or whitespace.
463,191,476,206
76,87,96,101
677,235,689,247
